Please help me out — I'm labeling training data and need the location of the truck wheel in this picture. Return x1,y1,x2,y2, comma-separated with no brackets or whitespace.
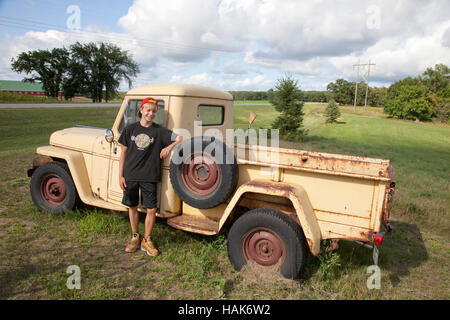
30,161,77,214
227,208,307,279
170,136,238,209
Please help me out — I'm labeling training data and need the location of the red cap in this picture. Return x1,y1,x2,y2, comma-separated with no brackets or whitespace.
140,97,159,108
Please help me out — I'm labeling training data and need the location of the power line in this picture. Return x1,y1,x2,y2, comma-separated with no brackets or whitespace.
0,15,235,54
353,60,376,112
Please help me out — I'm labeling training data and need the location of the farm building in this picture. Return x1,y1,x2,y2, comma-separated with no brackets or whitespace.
0,80,63,97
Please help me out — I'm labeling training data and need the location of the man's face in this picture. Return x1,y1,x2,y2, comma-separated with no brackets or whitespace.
140,102,158,122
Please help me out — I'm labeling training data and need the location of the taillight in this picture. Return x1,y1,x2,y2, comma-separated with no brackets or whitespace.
374,232,385,245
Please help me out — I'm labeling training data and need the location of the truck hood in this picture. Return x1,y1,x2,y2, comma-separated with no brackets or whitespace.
50,127,107,152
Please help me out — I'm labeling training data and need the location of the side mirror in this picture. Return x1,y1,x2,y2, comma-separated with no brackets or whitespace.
105,129,114,143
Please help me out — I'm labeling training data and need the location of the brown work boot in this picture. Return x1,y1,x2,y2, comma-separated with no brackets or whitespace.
125,233,141,253
141,236,159,256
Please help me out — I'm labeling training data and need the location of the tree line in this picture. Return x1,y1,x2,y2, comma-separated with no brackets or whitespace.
326,79,387,107
230,89,328,102
230,83,384,105
11,42,139,102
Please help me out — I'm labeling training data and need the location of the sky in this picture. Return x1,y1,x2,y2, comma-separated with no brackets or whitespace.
0,0,449,92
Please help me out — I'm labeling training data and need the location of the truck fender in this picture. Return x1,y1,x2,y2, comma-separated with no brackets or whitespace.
218,180,321,256
34,146,125,211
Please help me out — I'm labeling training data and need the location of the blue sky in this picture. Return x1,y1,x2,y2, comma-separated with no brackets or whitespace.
1,0,449,92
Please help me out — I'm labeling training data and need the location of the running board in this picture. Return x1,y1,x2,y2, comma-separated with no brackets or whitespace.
166,215,219,235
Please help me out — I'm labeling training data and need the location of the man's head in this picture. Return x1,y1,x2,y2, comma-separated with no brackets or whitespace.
138,97,159,122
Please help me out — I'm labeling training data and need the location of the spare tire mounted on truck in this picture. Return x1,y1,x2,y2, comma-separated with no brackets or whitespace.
169,136,239,209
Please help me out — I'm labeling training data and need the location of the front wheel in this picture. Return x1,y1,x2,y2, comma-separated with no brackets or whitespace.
227,208,307,279
30,161,78,214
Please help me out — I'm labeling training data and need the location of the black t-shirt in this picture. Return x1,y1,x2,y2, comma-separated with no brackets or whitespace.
118,121,176,182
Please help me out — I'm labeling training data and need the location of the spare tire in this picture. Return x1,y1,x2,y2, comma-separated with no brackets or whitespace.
169,136,238,209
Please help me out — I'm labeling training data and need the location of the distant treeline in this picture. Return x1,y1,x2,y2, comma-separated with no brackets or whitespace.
229,89,328,102
230,82,387,106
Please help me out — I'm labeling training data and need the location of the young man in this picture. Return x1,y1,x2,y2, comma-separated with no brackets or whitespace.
118,97,183,256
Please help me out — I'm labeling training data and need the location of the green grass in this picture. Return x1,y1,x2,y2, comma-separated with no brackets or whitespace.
0,91,122,104
0,103,449,300
0,91,66,104
0,107,119,153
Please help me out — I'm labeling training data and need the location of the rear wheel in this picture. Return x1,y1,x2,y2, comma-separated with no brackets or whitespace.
30,161,77,214
227,208,307,279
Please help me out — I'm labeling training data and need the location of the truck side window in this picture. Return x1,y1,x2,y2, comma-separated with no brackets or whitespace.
196,105,224,126
118,99,165,133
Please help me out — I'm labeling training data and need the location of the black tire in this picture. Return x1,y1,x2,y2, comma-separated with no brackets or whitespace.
30,161,78,214
169,136,238,209
227,208,307,279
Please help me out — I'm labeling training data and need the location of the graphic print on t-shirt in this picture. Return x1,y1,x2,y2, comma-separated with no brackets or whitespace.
131,133,154,150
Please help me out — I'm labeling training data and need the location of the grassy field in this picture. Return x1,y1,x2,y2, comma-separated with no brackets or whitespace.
0,91,122,104
0,103,449,300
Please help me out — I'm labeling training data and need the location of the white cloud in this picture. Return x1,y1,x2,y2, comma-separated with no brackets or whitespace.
236,74,272,90
329,20,450,83
1,0,450,90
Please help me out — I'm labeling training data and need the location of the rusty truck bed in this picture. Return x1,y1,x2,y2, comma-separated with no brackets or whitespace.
231,144,395,243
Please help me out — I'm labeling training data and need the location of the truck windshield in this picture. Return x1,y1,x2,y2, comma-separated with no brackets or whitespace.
119,99,165,133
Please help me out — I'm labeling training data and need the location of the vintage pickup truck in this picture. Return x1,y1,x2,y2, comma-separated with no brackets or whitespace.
28,84,395,279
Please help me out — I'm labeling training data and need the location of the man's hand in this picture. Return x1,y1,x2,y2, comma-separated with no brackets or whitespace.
160,146,171,159
160,135,183,159
119,176,127,191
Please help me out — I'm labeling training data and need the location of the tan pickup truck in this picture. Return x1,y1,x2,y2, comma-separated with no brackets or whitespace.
28,84,395,279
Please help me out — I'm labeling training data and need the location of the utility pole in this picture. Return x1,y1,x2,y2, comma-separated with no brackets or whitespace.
353,60,376,112
353,60,360,112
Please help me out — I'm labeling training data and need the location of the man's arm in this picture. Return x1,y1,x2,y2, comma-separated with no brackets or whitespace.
119,145,128,191
160,135,183,159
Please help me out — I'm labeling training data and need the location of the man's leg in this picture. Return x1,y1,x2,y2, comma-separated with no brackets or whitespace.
144,208,156,240
122,181,141,253
141,207,159,256
124,206,141,253
140,182,159,256
129,206,139,235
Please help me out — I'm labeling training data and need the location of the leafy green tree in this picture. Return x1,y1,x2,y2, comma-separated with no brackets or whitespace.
384,85,433,121
326,78,354,105
368,87,388,107
419,64,449,93
324,99,341,123
67,42,139,102
419,64,450,121
11,48,70,98
270,74,308,141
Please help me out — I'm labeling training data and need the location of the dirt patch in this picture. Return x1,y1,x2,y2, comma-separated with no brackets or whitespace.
238,260,295,286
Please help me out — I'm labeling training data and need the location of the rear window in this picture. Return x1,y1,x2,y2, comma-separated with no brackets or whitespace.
196,105,224,126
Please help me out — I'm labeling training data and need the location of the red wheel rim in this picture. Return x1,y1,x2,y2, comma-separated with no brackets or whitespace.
242,228,286,266
180,153,220,195
40,174,66,206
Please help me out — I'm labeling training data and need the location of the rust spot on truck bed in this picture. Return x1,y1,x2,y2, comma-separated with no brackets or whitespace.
244,180,293,198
